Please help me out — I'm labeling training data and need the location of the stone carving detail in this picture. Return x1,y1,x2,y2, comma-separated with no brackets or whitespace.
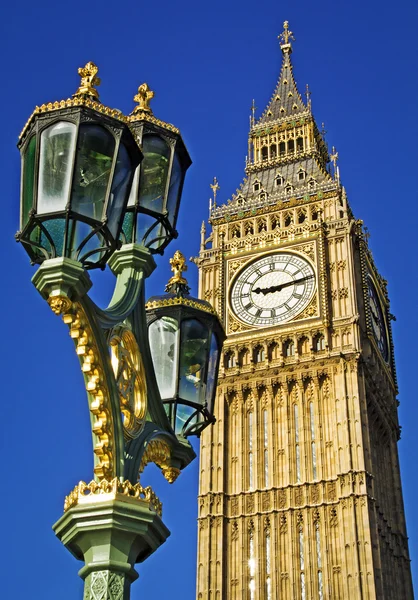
339,287,349,298
247,495,255,512
84,570,124,600
228,313,245,333
279,514,288,534
231,497,239,516
311,484,320,504
293,294,318,320
231,520,239,541
327,481,337,501
295,487,303,506
278,490,286,508
300,243,315,261
329,507,338,527
262,492,271,510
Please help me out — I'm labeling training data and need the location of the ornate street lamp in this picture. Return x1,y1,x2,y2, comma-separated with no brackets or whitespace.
15,64,224,600
16,62,143,269
147,251,225,436
121,83,192,254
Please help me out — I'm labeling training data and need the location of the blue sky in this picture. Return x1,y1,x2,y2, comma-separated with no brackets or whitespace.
1,0,417,597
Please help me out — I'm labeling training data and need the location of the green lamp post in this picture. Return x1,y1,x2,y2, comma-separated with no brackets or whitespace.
16,63,224,599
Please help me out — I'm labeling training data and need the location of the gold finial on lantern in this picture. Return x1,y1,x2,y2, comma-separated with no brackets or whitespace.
132,83,154,114
73,61,101,100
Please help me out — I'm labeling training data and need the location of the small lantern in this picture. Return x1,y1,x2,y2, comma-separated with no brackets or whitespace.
121,84,192,254
146,251,225,436
16,62,142,269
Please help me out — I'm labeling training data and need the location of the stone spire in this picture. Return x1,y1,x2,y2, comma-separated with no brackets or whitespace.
256,21,307,126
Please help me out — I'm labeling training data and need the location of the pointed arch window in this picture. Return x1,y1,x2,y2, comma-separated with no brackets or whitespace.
284,339,295,356
248,528,256,600
270,144,277,159
275,174,284,187
285,184,293,195
298,210,307,224
248,411,254,490
288,139,295,153
265,529,272,600
314,334,326,352
310,401,318,480
263,409,269,487
253,180,261,192
284,212,293,227
294,403,301,483
315,522,324,599
299,528,306,600
298,169,306,181
261,146,268,161
308,178,317,190
296,137,304,151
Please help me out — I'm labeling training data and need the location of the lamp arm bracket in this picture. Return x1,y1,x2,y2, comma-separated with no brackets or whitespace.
93,244,156,329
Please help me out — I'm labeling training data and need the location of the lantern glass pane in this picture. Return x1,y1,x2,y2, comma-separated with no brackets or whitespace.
127,165,140,207
37,122,77,214
72,124,115,221
21,136,36,228
107,142,132,238
175,404,197,435
179,319,209,405
41,218,65,256
139,135,170,214
149,316,179,399
166,150,183,227
205,333,219,410
136,213,164,249
68,219,105,265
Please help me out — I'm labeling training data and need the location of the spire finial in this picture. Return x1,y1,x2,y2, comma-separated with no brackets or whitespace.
210,177,220,208
330,146,340,182
305,84,312,109
250,99,257,127
278,21,295,53
165,250,190,296
132,83,154,114
73,61,101,100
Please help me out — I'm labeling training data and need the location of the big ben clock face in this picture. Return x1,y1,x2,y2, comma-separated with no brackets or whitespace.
230,252,316,327
367,275,389,362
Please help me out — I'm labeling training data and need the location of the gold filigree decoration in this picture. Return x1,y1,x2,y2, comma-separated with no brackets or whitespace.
64,477,162,516
47,295,72,315
19,97,129,141
167,250,188,287
228,314,244,333
132,83,154,114
139,439,180,483
109,328,147,440
145,296,217,315
57,301,115,480
73,61,101,100
162,466,181,484
293,294,318,321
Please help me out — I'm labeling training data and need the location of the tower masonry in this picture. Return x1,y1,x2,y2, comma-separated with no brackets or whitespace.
195,22,413,600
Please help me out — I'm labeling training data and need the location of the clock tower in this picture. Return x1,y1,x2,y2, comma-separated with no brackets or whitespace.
195,22,413,600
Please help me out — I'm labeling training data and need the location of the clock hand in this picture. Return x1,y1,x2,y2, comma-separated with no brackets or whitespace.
253,275,314,295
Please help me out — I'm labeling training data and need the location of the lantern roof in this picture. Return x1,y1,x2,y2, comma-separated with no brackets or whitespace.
145,250,218,316
128,83,180,135
19,62,139,145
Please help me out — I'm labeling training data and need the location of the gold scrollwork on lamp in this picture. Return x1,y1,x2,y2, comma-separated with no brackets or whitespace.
109,328,147,440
